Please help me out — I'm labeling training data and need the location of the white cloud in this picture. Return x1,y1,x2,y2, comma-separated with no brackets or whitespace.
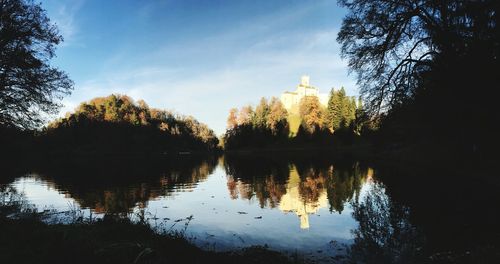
47,0,85,46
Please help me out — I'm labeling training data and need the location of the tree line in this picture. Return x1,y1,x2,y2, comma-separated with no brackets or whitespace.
224,88,373,150
41,94,219,153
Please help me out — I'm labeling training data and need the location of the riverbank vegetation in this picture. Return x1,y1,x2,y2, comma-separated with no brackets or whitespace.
223,89,374,152
0,188,297,264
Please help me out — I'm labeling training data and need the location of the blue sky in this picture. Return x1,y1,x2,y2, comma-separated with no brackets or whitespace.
41,0,356,135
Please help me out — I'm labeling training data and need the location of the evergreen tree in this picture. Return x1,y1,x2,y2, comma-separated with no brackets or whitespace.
326,88,336,130
327,87,347,131
345,96,357,128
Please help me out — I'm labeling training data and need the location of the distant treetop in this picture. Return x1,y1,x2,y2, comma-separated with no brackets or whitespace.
47,94,219,151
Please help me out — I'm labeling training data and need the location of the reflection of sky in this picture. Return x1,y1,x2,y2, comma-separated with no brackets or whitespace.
7,166,365,258
11,175,80,212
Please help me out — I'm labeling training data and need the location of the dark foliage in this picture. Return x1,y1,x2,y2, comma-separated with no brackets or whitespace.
338,0,500,158
0,0,73,129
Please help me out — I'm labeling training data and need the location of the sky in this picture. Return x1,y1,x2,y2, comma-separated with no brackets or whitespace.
40,0,357,135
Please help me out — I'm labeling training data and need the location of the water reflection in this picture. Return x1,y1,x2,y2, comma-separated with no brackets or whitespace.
31,156,219,216
279,165,328,229
3,155,499,262
223,154,373,228
1,154,379,260
349,181,424,264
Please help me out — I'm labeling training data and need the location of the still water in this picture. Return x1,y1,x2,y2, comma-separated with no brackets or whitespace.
2,154,385,261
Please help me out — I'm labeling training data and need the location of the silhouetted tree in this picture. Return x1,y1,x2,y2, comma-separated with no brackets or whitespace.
338,0,500,156
0,0,73,128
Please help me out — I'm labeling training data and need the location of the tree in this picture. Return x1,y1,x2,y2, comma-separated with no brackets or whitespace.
46,94,219,151
337,0,439,114
337,0,499,153
267,97,288,135
338,0,498,110
345,96,357,128
326,87,346,131
0,0,73,129
299,96,324,134
254,97,270,127
227,108,238,129
353,96,366,134
237,105,253,125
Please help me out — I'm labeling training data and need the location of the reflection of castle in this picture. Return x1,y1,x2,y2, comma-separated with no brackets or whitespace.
279,166,328,229
280,76,329,114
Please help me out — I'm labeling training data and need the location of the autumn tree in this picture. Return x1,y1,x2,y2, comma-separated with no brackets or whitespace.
254,97,270,127
267,97,288,136
0,0,73,128
46,95,219,151
237,105,253,125
299,96,325,134
227,108,238,129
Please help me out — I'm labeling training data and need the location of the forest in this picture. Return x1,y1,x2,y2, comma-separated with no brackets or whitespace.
42,94,219,153
223,88,373,150
2,94,220,160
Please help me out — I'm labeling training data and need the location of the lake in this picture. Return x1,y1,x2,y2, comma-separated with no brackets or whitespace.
1,153,496,262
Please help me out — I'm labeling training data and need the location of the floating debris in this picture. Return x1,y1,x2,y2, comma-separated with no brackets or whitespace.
254,216,262,219
237,211,248,214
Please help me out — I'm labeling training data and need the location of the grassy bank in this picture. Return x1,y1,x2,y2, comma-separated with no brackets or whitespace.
0,213,298,264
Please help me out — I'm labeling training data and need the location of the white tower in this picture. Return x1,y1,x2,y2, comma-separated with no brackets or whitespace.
300,75,310,86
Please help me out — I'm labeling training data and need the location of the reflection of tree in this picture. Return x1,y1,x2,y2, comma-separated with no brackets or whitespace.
224,155,289,209
33,156,218,216
349,182,424,264
223,154,371,228
326,164,371,213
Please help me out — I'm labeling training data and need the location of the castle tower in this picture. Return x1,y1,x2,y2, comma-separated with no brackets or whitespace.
300,75,310,86
280,75,329,114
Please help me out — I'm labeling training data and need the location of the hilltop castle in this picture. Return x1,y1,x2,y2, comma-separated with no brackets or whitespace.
280,75,329,114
